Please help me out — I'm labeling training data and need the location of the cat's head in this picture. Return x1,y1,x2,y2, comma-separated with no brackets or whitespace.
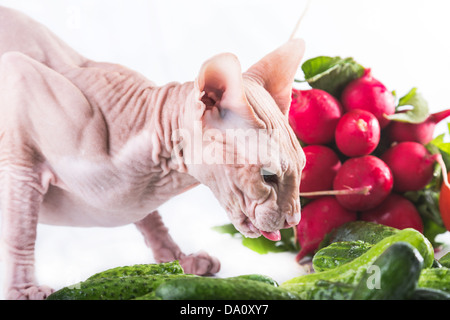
179,39,306,240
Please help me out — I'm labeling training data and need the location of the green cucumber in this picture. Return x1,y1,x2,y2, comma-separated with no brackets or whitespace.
351,242,424,300
321,221,398,247
432,259,442,268
87,261,184,280
410,288,450,300
46,274,196,300
227,274,279,287
291,280,355,300
418,267,450,293
152,277,300,300
312,240,373,272
132,291,160,300
135,274,280,300
282,228,434,296
438,251,450,268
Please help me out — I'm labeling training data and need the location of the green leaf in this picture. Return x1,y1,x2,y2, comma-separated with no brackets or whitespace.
404,187,446,247
211,223,240,236
212,224,298,255
407,189,443,225
301,56,343,79
439,251,450,268
429,123,450,170
430,131,450,156
300,56,365,97
423,218,446,248
385,87,429,123
242,237,286,254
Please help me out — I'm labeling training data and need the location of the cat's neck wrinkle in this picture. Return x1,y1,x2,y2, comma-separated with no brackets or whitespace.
147,81,194,174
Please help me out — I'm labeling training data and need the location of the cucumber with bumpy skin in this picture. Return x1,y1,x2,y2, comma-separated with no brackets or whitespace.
227,274,279,287
291,280,355,300
439,252,450,268
282,228,434,295
153,277,300,300
418,267,450,293
410,288,450,300
313,240,373,272
321,221,398,247
351,242,424,300
134,275,280,300
86,261,184,280
46,274,196,300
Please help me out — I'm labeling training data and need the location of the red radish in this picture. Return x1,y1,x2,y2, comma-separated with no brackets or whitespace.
341,69,395,128
333,155,393,211
386,108,450,144
335,109,380,157
360,193,424,233
289,88,343,145
381,141,439,192
300,145,341,197
295,196,357,261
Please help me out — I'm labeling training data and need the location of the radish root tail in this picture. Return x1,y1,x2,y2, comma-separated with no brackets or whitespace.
435,153,450,189
299,185,372,197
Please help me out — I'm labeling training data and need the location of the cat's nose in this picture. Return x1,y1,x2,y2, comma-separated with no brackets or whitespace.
285,210,301,228
284,198,301,227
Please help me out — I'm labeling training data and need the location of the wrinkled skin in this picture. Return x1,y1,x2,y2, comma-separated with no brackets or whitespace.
0,6,305,299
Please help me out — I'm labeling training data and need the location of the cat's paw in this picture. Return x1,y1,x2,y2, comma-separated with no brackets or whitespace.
179,250,220,276
6,285,54,300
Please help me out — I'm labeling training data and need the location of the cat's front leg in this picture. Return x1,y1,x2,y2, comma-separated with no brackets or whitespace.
0,162,54,300
135,211,220,276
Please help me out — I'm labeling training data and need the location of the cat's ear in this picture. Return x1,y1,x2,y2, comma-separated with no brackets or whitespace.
195,53,259,123
244,38,305,115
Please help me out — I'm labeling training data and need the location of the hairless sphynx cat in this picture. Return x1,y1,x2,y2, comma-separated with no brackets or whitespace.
0,6,306,299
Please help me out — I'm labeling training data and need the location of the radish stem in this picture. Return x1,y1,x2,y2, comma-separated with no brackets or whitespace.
434,153,450,189
300,185,372,197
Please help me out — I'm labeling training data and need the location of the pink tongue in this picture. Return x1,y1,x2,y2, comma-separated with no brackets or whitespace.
260,230,281,241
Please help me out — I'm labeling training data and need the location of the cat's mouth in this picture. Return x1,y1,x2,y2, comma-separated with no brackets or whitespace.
243,219,282,241
260,229,282,241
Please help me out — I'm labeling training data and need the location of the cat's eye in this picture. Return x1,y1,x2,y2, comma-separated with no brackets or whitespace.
261,168,278,185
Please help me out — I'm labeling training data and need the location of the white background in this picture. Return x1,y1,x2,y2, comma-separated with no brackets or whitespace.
0,0,449,299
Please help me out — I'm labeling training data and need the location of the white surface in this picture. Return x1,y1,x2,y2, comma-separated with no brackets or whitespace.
0,0,450,299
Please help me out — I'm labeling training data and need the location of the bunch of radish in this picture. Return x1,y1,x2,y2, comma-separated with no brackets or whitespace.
289,59,450,261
